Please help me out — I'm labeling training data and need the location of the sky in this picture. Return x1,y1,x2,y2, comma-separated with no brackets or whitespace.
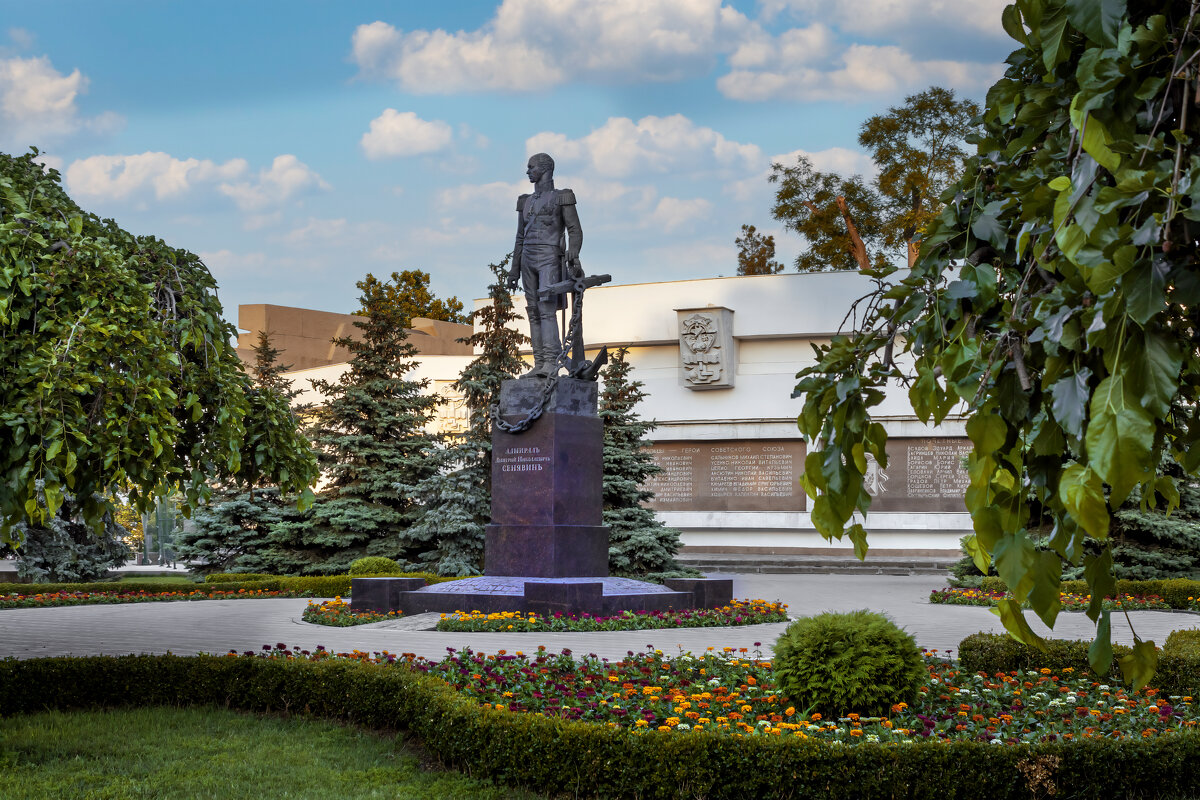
1,0,1015,331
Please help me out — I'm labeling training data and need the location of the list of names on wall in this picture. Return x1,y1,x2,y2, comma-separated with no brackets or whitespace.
644,440,806,512
866,438,973,513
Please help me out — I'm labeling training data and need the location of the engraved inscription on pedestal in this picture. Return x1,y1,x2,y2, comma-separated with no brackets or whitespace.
675,307,735,390
644,440,805,512
867,437,973,513
494,444,553,473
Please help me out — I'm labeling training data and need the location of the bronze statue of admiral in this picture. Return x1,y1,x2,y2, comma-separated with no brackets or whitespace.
507,152,583,379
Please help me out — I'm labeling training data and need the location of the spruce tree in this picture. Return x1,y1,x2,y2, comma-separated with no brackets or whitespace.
1065,455,1200,581
267,274,440,574
175,331,314,574
401,258,527,575
599,347,685,576
0,495,130,582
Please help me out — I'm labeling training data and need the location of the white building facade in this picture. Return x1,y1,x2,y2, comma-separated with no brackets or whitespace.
286,271,970,560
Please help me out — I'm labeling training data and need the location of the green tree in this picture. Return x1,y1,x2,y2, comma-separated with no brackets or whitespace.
0,495,130,582
267,274,441,574
599,348,683,576
355,269,466,328
0,150,314,548
792,1,1200,687
769,86,977,272
176,331,315,574
401,258,528,576
735,224,784,275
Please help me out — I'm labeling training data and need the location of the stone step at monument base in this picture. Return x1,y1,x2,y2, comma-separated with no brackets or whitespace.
359,575,731,617
676,553,957,576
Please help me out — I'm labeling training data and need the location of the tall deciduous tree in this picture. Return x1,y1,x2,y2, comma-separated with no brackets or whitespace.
356,269,466,327
735,224,784,275
0,150,314,548
267,274,440,574
793,1,1200,687
400,258,527,575
769,87,977,272
599,348,683,576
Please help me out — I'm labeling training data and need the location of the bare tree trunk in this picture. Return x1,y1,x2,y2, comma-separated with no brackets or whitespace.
835,196,872,271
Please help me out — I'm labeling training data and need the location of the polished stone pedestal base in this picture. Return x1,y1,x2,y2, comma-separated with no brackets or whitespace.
484,524,609,577
350,577,425,613
396,575,732,616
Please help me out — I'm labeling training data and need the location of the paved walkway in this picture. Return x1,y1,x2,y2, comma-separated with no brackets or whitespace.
2,574,1196,662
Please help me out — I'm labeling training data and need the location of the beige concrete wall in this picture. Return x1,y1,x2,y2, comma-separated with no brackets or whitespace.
236,304,471,371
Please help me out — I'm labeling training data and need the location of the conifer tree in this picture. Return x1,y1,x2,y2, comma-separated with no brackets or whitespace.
401,258,527,575
266,274,440,574
176,331,314,574
599,347,684,575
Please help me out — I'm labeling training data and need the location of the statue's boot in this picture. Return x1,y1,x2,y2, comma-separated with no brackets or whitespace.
531,310,563,378
521,306,546,378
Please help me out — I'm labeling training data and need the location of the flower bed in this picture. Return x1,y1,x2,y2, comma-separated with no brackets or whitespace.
930,587,1173,611
0,588,301,609
302,597,402,626
435,600,789,632
242,643,1197,744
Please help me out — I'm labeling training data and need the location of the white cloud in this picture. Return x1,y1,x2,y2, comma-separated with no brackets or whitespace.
66,152,247,200
526,114,762,179
718,43,1002,102
279,217,349,246
361,109,454,159
7,28,34,50
0,55,123,150
217,154,330,211
649,196,712,232
726,146,878,205
351,0,752,92
761,0,1007,39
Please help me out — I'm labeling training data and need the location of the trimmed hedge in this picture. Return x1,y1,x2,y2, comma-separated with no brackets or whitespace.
1,572,460,600
2,654,1200,799
958,632,1200,696
978,577,1200,608
203,573,276,584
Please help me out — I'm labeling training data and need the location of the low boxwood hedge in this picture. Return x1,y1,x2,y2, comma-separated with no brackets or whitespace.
0,572,459,600
958,632,1200,696
3,654,1200,799
978,577,1200,608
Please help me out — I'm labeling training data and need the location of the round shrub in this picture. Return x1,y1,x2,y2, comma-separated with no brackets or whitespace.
772,609,926,718
347,557,402,576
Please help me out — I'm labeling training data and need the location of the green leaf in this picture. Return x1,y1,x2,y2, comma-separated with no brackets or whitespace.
1067,0,1124,47
1083,548,1116,622
994,530,1037,602
1089,611,1114,675
1086,245,1135,294
68,215,82,236
991,598,1047,649
1048,176,1072,191
1124,257,1168,325
1027,550,1063,628
1058,462,1109,539
1085,374,1153,505
1069,95,1121,173
1125,331,1181,418
43,439,62,461
847,523,868,561
1040,6,1070,71
1049,367,1091,438
965,412,1006,453
1117,638,1158,691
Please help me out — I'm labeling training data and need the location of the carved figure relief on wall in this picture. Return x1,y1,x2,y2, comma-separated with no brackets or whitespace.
863,452,889,496
680,313,722,385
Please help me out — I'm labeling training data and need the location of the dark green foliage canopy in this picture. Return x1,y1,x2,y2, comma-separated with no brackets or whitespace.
599,347,682,575
0,150,316,547
734,224,783,275
769,87,978,272
793,0,1200,686
355,269,466,327
268,273,441,574
401,258,527,576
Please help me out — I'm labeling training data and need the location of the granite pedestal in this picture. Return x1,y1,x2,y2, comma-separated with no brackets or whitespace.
396,377,731,616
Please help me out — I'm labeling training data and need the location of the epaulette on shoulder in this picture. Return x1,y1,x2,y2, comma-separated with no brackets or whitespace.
517,193,530,211
557,188,577,205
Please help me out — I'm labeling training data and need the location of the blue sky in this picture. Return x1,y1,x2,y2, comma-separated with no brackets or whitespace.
1,0,1013,329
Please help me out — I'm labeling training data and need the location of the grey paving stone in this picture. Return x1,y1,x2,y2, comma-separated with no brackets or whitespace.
1,574,1196,662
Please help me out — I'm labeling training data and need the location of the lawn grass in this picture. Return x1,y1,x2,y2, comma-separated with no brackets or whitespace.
114,575,199,586
0,706,542,800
